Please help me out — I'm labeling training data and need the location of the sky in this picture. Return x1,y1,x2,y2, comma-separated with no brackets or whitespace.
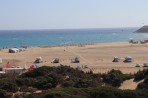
0,0,148,30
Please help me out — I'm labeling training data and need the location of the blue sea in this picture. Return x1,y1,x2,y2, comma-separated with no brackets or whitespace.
0,28,148,48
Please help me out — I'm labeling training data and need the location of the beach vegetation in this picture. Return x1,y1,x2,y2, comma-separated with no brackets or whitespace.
0,65,146,98
134,68,148,81
0,89,7,98
15,66,134,89
30,87,148,98
137,76,148,89
101,69,134,87
0,75,18,93
16,65,103,89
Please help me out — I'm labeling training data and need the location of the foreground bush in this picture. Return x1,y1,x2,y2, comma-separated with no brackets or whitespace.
17,65,103,89
0,65,147,98
137,76,148,89
0,80,18,93
101,69,133,87
0,89,7,98
16,66,134,89
134,68,148,81
31,87,148,98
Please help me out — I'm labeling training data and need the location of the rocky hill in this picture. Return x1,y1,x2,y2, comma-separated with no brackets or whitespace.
135,25,148,33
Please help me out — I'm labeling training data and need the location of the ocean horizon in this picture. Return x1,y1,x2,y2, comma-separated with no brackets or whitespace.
0,27,147,48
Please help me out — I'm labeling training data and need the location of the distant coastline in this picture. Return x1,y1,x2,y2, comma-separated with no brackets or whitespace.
135,25,148,33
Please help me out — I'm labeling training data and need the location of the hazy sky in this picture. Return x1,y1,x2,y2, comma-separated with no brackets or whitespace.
0,0,148,29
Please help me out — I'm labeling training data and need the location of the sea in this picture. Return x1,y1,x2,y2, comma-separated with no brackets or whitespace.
0,27,148,48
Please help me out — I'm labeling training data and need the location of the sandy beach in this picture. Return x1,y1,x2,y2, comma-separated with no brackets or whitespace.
0,42,148,74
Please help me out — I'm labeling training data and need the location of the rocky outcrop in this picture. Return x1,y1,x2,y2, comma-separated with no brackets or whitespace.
135,25,148,33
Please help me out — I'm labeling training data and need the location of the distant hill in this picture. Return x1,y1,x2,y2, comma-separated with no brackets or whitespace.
135,25,148,33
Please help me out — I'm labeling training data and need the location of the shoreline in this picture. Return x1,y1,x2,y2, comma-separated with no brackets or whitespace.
39,41,128,48
0,41,127,49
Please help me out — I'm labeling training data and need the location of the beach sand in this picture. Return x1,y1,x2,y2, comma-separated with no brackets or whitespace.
0,42,148,74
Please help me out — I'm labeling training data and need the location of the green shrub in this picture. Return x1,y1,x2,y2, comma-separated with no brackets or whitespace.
0,89,7,98
137,76,148,89
32,87,148,98
0,80,18,93
102,69,133,87
134,69,148,81
18,65,103,89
